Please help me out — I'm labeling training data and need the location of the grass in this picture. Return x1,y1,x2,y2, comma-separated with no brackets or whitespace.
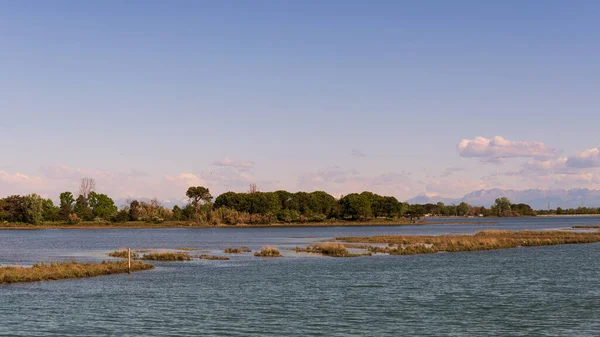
176,247,199,251
295,243,370,257
140,252,192,261
337,229,600,255
254,246,281,257
572,225,600,229
0,260,154,284
198,254,230,260
107,249,139,259
224,246,252,254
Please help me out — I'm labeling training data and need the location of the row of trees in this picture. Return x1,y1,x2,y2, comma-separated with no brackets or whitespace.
2,181,574,225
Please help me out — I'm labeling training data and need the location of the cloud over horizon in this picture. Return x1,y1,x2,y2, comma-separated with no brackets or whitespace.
566,148,600,168
457,136,560,161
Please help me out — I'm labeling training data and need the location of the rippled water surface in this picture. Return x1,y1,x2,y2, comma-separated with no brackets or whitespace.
1,217,600,336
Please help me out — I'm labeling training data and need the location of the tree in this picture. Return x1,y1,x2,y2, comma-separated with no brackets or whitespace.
23,194,44,225
339,193,372,220
457,202,470,216
186,186,212,206
78,177,96,199
42,198,60,221
88,191,117,220
248,183,258,193
59,192,75,220
129,200,141,221
1,195,26,222
74,195,93,221
493,197,512,216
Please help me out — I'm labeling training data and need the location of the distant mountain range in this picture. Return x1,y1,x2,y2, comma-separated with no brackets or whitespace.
406,188,600,210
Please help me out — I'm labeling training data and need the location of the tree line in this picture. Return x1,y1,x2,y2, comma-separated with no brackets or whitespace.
3,180,596,225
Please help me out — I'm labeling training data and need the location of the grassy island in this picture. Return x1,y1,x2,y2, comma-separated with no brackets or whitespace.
336,230,600,255
0,261,154,284
254,246,281,257
140,252,192,261
295,243,371,257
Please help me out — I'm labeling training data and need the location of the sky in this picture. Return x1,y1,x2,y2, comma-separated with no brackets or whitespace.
1,0,600,203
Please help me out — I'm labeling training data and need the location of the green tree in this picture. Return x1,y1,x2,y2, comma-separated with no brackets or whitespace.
493,197,512,216
74,195,93,221
339,193,372,220
129,200,141,221
23,194,44,225
186,186,212,206
457,202,470,216
88,192,118,220
42,198,60,221
59,192,75,220
1,195,26,222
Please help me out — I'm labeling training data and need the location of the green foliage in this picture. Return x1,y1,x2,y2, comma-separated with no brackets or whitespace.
88,192,117,220
186,186,212,205
74,195,93,221
42,198,60,221
339,193,372,220
0,195,25,222
23,194,44,225
59,192,75,220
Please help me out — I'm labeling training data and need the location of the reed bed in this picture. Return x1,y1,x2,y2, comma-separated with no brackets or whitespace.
140,252,192,261
254,246,281,257
107,249,139,259
198,254,230,260
337,230,600,255
0,261,154,284
176,247,199,251
295,243,370,257
224,246,252,254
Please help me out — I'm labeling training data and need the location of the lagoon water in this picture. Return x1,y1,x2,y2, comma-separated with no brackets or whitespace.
1,217,600,336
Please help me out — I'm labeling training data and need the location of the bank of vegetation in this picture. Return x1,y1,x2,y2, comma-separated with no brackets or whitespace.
0,260,153,284
4,178,596,228
336,230,600,255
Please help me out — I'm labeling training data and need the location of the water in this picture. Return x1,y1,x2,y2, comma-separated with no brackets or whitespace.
1,217,600,336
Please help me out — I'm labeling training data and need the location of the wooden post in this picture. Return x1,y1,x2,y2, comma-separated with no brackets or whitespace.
128,248,131,274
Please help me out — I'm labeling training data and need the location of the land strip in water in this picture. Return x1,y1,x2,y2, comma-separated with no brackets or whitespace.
0,261,154,284
335,230,600,255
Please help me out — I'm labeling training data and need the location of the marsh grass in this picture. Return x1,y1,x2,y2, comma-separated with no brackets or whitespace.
0,260,154,284
295,243,369,257
572,225,600,229
176,247,199,251
224,246,252,254
337,230,600,255
107,249,139,259
198,254,230,260
141,252,192,261
254,246,281,257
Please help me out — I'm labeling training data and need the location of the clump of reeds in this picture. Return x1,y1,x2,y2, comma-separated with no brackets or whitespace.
254,246,281,257
336,230,600,256
107,249,139,259
572,225,600,229
224,246,252,254
0,260,154,284
198,254,230,260
295,243,369,257
134,249,150,253
140,252,192,261
176,247,199,251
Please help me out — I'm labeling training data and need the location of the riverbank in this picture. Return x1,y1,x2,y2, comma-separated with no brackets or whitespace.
0,219,425,230
335,229,600,255
0,261,154,284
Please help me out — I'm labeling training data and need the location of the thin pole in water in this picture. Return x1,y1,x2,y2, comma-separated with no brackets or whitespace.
128,248,131,274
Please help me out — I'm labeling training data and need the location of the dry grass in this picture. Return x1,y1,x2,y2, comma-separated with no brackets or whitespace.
337,230,600,255
0,261,154,284
176,247,199,251
133,249,151,253
295,243,370,257
107,249,139,259
198,254,230,260
254,246,281,257
224,246,252,254
140,252,192,261
572,225,600,229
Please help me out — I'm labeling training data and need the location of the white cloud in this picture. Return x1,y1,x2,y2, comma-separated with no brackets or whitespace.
212,158,254,169
350,149,367,158
566,148,600,168
457,136,559,161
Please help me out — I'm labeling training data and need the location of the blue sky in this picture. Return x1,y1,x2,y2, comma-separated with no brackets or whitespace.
1,0,600,202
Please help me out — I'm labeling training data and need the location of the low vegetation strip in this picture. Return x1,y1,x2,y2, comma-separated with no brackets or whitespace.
224,246,252,254
140,252,192,261
336,230,600,255
254,246,281,257
295,243,371,257
0,261,153,284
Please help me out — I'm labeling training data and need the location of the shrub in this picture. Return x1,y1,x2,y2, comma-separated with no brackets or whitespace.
254,246,281,257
